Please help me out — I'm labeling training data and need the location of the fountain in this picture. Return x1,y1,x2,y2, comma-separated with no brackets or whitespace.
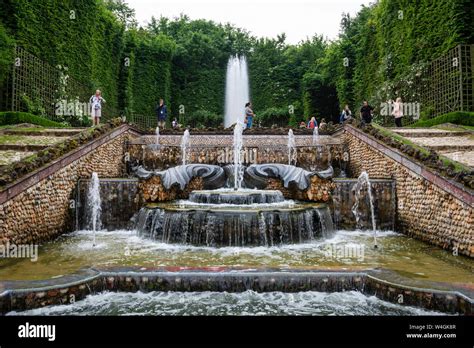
312,126,319,145
181,129,190,165
87,172,101,246
155,127,160,146
224,56,250,128
352,171,377,248
288,129,296,165
233,122,244,190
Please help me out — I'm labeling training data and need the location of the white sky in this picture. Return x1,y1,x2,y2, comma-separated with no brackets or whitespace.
126,0,374,44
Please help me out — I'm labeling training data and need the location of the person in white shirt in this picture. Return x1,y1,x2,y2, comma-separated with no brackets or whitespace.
392,97,403,127
89,89,106,126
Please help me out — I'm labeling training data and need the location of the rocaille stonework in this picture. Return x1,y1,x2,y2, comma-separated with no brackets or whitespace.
0,133,131,246
139,176,335,203
344,131,474,258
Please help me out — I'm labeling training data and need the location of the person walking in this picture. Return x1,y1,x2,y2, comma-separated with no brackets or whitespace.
340,104,352,123
89,89,106,126
244,102,255,129
156,99,168,128
392,97,403,127
360,100,374,126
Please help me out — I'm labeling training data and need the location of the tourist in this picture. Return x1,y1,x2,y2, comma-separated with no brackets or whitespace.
340,104,352,123
392,97,403,127
307,117,317,129
244,102,255,129
319,118,327,131
156,98,168,128
89,89,106,126
360,100,374,125
299,121,306,128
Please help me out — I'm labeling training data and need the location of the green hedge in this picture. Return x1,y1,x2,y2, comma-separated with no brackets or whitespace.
0,111,65,127
255,107,291,127
410,112,474,128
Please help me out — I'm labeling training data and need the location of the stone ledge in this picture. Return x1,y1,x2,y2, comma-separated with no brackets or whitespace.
0,268,472,315
344,125,474,207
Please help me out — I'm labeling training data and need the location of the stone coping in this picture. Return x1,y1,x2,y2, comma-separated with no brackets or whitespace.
0,124,141,205
129,134,343,147
344,125,474,207
0,267,472,315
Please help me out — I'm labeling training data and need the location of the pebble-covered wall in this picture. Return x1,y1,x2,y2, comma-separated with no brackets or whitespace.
0,131,133,246
344,126,474,258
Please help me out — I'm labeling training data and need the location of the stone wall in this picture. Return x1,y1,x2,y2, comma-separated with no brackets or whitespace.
332,178,396,230
344,125,474,257
127,134,347,173
77,179,140,231
0,128,136,246
139,175,335,203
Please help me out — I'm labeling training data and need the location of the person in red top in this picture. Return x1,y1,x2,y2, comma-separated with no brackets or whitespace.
307,117,317,129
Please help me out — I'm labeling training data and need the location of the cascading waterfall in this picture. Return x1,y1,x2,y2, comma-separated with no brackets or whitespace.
233,122,244,190
288,129,296,165
135,201,334,247
181,129,190,165
87,172,101,246
352,171,377,248
224,56,250,128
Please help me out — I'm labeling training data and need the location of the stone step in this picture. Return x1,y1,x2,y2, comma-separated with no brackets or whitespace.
389,128,471,138
1,129,83,137
0,144,49,151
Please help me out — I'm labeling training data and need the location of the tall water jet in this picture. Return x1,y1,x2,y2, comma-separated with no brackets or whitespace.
233,122,244,190
288,129,296,165
352,171,377,248
181,129,190,165
155,127,160,146
224,56,250,128
87,172,102,246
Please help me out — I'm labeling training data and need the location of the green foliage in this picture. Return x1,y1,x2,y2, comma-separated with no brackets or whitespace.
0,22,14,84
325,0,470,119
0,0,471,129
188,110,222,128
255,106,290,127
20,93,46,117
0,111,65,127
410,112,474,128
148,15,248,119
120,30,175,116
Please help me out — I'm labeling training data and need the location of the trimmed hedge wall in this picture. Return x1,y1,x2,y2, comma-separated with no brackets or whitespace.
410,112,474,128
0,111,65,127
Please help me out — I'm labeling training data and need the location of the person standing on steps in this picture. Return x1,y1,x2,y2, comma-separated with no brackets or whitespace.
392,97,403,127
156,98,168,129
244,102,255,129
89,89,106,126
360,100,374,126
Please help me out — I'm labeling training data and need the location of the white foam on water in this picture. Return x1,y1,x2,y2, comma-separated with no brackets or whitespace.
8,290,446,316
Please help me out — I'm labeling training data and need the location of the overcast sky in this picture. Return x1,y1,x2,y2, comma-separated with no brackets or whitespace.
126,0,374,44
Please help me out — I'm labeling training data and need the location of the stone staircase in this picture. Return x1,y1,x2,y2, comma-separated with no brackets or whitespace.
390,128,474,167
